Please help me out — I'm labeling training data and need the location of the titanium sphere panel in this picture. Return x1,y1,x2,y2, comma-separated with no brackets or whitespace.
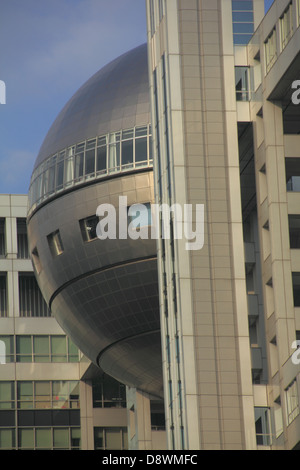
27,44,163,398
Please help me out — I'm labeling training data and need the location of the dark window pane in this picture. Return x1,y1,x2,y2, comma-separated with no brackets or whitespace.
289,215,300,248
97,146,106,172
85,149,95,175
233,33,253,44
232,11,253,21
233,22,254,33
232,1,253,11
122,140,133,166
135,137,147,162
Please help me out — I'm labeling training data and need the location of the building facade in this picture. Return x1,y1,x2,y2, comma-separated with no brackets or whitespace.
146,0,300,450
0,194,133,450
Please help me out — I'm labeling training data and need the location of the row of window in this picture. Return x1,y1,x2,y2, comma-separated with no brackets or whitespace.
0,427,80,450
0,335,79,364
0,272,49,318
265,1,300,73
28,125,153,214
33,203,152,271
0,381,80,410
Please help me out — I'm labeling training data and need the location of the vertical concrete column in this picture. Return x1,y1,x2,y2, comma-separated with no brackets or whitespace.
126,387,152,450
79,380,95,450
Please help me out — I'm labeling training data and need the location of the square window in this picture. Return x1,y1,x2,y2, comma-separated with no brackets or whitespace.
79,216,99,242
47,230,64,257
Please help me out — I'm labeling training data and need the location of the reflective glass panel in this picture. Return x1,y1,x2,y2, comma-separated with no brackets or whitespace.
53,428,69,449
51,336,67,362
17,382,33,409
16,336,32,363
35,428,51,449
18,428,34,449
0,382,14,409
33,336,49,362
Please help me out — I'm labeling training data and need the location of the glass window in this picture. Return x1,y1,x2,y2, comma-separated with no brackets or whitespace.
286,158,300,191
18,428,34,449
80,215,99,242
53,428,69,449
71,428,81,449
56,151,65,190
31,247,42,275
108,132,120,172
232,0,254,45
292,273,300,307
35,428,51,449
52,381,69,409
254,407,271,446
285,379,299,425
75,143,85,181
65,147,75,186
68,338,79,362
85,140,96,176
289,215,300,249
122,139,133,167
280,3,293,50
0,274,7,318
0,336,14,364
17,382,33,409
265,28,277,73
51,336,67,362
47,230,64,257
0,429,15,449
0,219,5,258
94,427,127,450
0,382,14,409
48,155,56,194
35,382,51,409
17,218,29,259
135,137,147,163
96,143,106,173
33,336,50,362
235,67,250,101
94,427,104,450
16,336,32,363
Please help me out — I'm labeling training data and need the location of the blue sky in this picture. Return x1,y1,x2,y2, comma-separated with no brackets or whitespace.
0,0,274,195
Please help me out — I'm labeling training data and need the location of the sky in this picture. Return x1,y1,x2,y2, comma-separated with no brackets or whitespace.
0,0,274,195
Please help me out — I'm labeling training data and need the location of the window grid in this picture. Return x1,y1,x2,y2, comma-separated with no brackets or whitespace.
28,125,152,215
0,334,80,364
17,427,80,450
16,380,80,410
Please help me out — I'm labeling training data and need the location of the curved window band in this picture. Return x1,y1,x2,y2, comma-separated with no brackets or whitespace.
28,125,153,215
